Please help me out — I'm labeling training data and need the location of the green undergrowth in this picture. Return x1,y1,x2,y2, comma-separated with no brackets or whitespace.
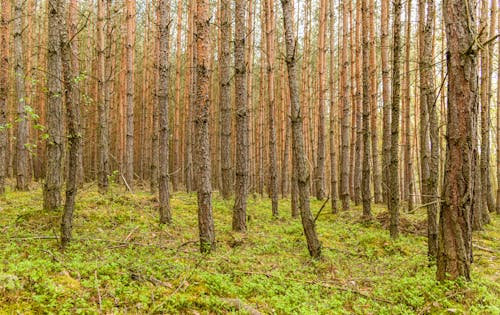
0,184,499,314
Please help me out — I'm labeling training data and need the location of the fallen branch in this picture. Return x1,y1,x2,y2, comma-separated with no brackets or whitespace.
473,243,497,253
314,198,330,222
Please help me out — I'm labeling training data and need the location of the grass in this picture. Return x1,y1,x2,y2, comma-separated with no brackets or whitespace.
0,183,499,314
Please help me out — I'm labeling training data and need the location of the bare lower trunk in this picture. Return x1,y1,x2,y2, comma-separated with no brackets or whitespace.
437,0,476,281
381,0,391,204
0,0,9,194
233,0,249,231
388,0,402,239
44,0,64,211
61,0,82,247
329,0,338,213
158,0,172,224
124,0,136,190
14,0,30,191
281,0,321,259
195,0,215,253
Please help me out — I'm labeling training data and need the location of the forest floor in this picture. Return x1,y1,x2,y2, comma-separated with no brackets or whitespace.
0,183,499,314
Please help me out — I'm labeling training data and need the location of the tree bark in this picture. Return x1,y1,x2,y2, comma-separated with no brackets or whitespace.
219,0,232,199
43,0,64,211
97,0,109,194
361,0,372,220
388,0,401,239
496,0,500,215
339,0,351,211
437,0,477,281
124,0,136,190
264,0,279,216
381,0,391,204
314,0,327,200
233,0,249,231
281,0,321,259
158,0,172,224
403,0,413,213
194,0,215,253
61,0,82,247
0,0,9,194
329,0,338,213
14,0,30,191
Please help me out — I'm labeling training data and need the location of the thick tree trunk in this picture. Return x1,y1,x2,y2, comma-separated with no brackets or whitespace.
14,0,30,191
158,0,172,224
388,0,401,239
61,0,82,247
233,0,249,231
281,0,321,259
437,0,477,281
44,0,64,211
361,0,372,220
124,0,136,190
339,0,351,211
264,0,279,216
219,0,232,199
0,0,9,194
194,0,215,253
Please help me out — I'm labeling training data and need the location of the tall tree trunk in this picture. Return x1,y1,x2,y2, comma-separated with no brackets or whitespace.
44,0,64,211
125,0,136,190
369,0,382,204
0,0,9,194
479,0,493,218
403,0,413,212
264,0,279,216
315,0,327,200
496,0,500,215
219,0,232,199
361,0,372,220
233,0,249,231
194,0,215,253
340,0,351,211
158,0,172,224
437,0,477,281
97,0,109,194
329,0,338,213
150,13,159,194
353,0,362,206
61,0,82,247
172,2,183,192
14,0,30,191
281,0,321,259
381,0,391,204
388,0,402,239
419,0,438,257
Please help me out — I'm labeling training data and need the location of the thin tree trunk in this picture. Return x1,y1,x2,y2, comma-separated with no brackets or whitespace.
361,0,372,219
381,0,391,203
61,0,82,247
329,0,338,213
172,2,183,192
388,0,402,239
496,0,500,215
281,0,321,259
219,0,232,199
194,0,215,253
353,0,362,206
150,12,159,194
315,0,327,200
264,0,279,216
44,0,64,211
14,0,30,191
125,0,136,190
158,0,172,224
233,0,249,231
437,0,477,280
97,0,109,194
340,0,351,211
0,0,9,194
403,0,413,212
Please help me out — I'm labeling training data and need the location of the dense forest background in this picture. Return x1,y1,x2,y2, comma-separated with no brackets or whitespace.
0,0,499,313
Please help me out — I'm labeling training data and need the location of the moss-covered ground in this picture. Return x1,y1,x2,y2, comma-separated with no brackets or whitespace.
0,184,499,314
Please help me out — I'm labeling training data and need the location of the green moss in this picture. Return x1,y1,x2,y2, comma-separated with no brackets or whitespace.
0,186,498,314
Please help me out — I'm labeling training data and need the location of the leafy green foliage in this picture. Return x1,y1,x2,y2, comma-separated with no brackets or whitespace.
0,187,498,314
